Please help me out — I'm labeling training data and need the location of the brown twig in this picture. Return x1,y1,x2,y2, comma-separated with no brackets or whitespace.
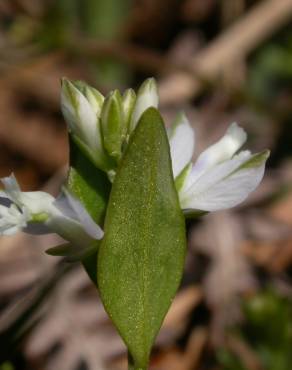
159,0,292,104
226,333,264,370
183,327,208,370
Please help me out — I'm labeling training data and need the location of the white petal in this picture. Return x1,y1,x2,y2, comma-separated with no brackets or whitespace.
0,225,23,236
19,191,55,214
61,80,102,154
1,174,55,224
1,173,22,204
46,210,94,247
168,113,195,178
53,193,76,219
49,190,103,247
60,189,104,240
180,150,269,212
185,123,247,188
0,204,28,235
84,85,104,117
130,78,159,132
76,95,101,152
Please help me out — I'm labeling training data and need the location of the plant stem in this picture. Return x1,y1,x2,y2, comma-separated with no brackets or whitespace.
128,352,135,370
127,351,146,370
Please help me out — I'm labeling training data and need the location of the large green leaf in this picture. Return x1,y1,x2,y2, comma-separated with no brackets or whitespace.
97,108,186,369
67,138,111,282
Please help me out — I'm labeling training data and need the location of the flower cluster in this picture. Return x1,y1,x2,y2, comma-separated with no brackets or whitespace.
61,76,268,214
61,78,158,180
0,78,269,249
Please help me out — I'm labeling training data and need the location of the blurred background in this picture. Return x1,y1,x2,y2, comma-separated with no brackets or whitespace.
0,0,292,369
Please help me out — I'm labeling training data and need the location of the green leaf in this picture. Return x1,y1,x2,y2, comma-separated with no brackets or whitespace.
45,242,99,262
98,107,186,369
67,138,111,282
0,362,14,370
71,133,115,176
45,243,73,256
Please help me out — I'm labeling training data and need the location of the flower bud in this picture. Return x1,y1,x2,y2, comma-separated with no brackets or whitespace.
61,78,111,171
101,90,124,161
75,80,104,117
129,78,159,133
122,88,136,133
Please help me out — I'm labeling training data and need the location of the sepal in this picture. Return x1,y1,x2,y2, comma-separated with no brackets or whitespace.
46,241,100,262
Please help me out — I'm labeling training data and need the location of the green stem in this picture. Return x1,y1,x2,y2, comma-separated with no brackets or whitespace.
127,351,146,370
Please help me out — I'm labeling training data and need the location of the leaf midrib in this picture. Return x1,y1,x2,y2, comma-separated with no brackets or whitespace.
138,131,159,354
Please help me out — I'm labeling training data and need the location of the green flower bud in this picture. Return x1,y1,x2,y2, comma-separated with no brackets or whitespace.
101,90,124,161
122,88,136,134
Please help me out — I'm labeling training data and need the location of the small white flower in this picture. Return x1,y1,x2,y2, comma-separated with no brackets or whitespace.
168,118,269,214
0,174,103,247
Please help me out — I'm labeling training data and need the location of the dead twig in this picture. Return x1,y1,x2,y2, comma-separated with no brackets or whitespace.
0,114,67,172
226,333,264,370
183,327,208,370
159,0,292,104
163,285,202,332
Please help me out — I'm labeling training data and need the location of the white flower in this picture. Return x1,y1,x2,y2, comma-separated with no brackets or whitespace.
168,117,269,214
0,174,103,247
